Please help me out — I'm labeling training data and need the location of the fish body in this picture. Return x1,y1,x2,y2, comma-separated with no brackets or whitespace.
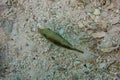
38,28,83,53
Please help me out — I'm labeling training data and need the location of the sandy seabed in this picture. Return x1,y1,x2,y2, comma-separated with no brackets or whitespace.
0,0,120,80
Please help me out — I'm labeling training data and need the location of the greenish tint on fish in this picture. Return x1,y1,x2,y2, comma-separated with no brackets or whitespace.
38,28,84,53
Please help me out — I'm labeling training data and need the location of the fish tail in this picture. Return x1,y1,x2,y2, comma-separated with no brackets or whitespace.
71,48,84,53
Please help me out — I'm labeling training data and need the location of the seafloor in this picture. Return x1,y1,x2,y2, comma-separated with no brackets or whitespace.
0,0,120,80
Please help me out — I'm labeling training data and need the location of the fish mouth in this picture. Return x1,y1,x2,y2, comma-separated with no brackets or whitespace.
38,28,44,33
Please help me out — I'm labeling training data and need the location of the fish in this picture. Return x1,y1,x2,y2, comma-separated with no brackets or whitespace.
38,28,84,53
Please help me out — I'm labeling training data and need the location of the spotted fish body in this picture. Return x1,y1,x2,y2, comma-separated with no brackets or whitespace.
38,28,84,53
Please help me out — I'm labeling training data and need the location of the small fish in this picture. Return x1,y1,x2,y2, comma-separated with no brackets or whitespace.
38,28,84,53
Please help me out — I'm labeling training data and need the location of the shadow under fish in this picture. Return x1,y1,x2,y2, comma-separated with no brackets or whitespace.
38,28,84,53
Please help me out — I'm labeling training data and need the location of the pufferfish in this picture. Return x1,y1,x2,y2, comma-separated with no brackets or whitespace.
38,28,84,53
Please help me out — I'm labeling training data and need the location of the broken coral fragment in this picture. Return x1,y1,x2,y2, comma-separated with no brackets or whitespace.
98,26,120,52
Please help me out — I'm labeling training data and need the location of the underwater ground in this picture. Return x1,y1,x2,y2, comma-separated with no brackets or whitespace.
0,0,120,80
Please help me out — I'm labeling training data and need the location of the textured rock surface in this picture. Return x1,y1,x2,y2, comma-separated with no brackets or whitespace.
98,24,120,52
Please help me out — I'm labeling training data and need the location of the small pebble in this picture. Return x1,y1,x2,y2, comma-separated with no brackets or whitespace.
78,21,84,28
31,27,36,32
51,56,55,60
37,23,44,29
59,28,64,34
116,73,120,78
1,19,14,35
116,9,120,14
88,22,98,30
92,31,106,38
93,9,100,16
99,63,107,69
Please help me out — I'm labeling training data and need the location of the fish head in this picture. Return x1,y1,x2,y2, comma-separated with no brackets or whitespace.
38,28,50,32
38,28,51,37
38,28,44,33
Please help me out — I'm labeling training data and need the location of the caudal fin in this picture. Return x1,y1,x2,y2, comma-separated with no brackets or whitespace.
71,48,84,53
